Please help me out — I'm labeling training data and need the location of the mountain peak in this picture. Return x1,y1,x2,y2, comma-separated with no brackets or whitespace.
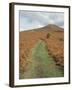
45,24,60,28
42,24,64,31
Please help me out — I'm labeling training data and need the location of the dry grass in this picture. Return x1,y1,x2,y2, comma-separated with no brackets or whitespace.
19,25,64,73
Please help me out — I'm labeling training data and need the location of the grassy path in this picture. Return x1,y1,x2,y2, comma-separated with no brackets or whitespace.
20,40,64,79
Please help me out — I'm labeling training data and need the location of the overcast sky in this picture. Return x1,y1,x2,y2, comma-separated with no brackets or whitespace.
19,10,64,31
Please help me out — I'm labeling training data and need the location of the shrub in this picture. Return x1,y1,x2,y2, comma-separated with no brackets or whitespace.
46,33,50,38
59,38,64,41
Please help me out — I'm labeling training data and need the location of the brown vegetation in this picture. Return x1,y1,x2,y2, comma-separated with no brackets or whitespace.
19,24,64,73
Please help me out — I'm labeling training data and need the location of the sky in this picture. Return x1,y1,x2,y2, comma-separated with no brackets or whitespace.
19,10,64,31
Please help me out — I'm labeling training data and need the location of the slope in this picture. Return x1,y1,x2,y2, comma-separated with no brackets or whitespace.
20,40,64,79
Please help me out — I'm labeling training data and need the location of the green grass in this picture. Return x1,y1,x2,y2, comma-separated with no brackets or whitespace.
19,40,64,79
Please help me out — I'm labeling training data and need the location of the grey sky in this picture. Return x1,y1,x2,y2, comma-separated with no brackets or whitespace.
19,10,64,31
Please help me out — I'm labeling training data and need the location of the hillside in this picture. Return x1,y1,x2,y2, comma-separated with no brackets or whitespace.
20,40,64,79
19,24,64,78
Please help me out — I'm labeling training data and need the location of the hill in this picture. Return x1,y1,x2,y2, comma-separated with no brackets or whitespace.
19,24,64,78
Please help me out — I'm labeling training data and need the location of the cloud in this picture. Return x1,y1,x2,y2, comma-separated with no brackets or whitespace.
20,11,64,31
